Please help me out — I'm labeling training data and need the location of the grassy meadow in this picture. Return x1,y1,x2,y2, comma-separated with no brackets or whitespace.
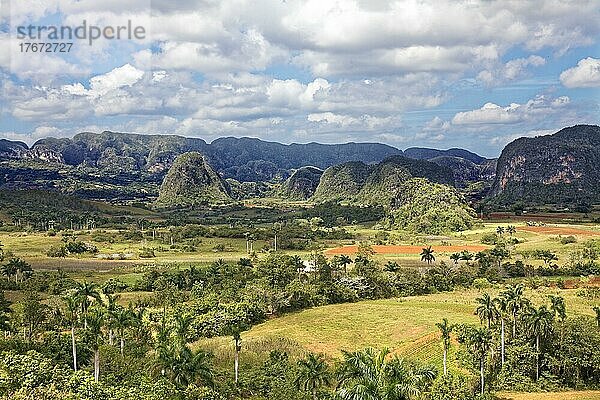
196,287,597,366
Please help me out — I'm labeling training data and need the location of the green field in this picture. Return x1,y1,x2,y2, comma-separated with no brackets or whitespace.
197,287,597,367
3,221,600,272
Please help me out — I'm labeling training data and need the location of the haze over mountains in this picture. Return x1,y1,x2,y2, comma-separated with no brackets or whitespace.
0,124,599,206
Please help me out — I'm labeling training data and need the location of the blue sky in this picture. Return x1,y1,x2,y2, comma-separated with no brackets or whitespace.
1,0,599,157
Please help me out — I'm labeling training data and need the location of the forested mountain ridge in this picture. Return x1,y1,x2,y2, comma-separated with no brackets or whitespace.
0,131,401,201
312,155,454,205
403,146,496,188
2,131,401,181
404,147,488,164
492,124,600,205
4,126,600,207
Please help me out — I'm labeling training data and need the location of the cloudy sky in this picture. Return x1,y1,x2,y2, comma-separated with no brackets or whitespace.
1,0,599,157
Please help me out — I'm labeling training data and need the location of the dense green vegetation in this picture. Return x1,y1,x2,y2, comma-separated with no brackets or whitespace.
156,152,232,208
385,178,475,234
312,155,454,205
279,167,323,200
1,214,600,399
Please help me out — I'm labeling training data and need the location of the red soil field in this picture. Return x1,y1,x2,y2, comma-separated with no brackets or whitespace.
519,226,600,236
563,276,600,289
325,244,488,255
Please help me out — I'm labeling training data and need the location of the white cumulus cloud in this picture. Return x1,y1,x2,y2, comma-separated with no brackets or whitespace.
452,95,571,126
560,57,600,88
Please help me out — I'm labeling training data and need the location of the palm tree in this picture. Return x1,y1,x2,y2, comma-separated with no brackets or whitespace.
74,281,101,328
173,312,193,346
85,308,104,382
475,293,498,329
2,258,30,283
233,330,242,384
5,258,32,284
64,295,80,371
507,225,516,237
593,306,600,328
1,261,16,283
170,346,214,389
494,295,509,366
339,254,352,275
474,251,486,265
496,226,505,236
113,308,134,356
460,251,474,262
295,353,330,400
502,284,526,337
450,253,461,265
130,305,150,347
526,305,554,380
104,293,120,345
468,327,493,395
336,348,435,400
490,245,510,270
420,246,435,265
244,232,250,253
153,317,214,389
248,234,255,253
435,318,453,376
548,295,566,322
227,323,248,384
154,319,174,378
238,257,253,269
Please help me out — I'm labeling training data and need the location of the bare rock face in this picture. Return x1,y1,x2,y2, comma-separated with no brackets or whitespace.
156,152,231,208
492,124,600,205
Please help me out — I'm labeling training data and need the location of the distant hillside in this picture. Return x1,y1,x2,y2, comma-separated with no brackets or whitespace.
0,139,28,159
404,147,487,164
429,156,497,189
279,166,323,200
312,162,376,203
156,152,231,208
403,146,494,189
207,137,402,175
16,131,400,181
0,132,402,202
312,155,454,206
492,125,600,205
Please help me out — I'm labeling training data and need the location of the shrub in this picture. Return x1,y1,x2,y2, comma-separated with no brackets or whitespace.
46,245,67,258
560,235,577,244
138,248,156,258
480,233,499,245
472,278,492,290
